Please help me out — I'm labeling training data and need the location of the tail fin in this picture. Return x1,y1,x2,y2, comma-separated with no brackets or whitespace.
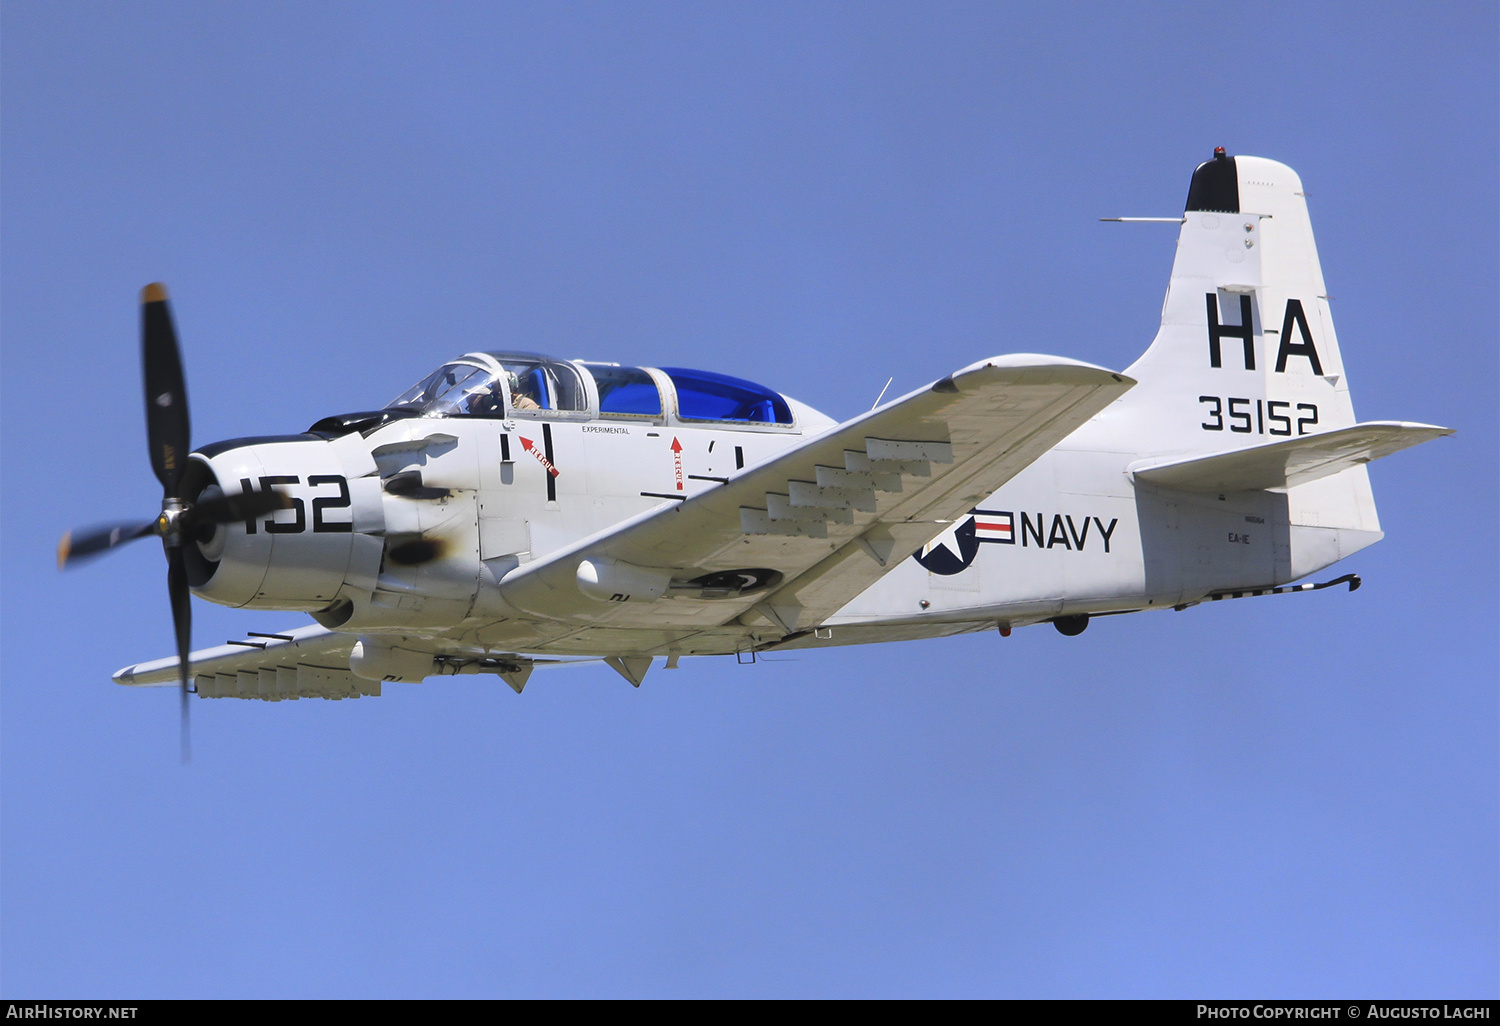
1110,150,1393,577
1097,151,1451,586
1121,149,1356,455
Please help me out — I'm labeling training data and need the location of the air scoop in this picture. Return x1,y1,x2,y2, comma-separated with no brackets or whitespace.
308,408,421,438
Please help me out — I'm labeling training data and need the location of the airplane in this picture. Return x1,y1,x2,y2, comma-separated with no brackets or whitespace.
61,149,1452,759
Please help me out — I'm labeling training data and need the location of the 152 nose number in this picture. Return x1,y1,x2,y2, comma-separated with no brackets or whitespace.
238,475,352,534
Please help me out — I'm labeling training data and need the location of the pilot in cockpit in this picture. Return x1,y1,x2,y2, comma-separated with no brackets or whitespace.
506,370,541,411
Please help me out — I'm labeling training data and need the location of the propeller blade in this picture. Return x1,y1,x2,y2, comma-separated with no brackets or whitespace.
167,546,192,764
181,488,291,536
141,283,191,500
57,519,158,569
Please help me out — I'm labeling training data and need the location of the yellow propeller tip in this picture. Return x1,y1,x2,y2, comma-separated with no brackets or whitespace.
140,282,168,304
56,532,71,570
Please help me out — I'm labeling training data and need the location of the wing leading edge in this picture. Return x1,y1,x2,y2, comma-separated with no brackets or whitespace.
496,354,1135,635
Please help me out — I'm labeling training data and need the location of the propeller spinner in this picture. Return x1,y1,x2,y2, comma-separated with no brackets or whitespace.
57,284,288,762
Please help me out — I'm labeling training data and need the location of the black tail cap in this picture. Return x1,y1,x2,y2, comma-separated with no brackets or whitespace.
1185,146,1239,213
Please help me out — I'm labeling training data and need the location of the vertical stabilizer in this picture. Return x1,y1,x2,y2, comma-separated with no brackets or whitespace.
1101,150,1381,577
1117,149,1356,455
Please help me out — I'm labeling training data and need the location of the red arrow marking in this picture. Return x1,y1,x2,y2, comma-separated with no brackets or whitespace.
519,436,560,478
671,436,684,490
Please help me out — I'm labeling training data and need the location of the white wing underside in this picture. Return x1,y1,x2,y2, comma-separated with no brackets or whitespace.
114,624,599,697
115,625,360,692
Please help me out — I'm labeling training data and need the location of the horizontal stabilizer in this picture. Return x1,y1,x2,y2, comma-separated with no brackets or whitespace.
1132,421,1452,493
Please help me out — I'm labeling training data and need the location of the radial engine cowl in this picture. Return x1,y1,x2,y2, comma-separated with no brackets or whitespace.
183,437,384,612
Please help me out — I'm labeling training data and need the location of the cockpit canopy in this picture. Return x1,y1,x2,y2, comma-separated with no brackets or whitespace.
386,352,794,426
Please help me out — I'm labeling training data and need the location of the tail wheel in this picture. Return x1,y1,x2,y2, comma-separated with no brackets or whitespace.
1053,614,1089,637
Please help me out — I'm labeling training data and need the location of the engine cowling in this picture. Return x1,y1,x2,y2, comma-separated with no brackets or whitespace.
183,436,385,614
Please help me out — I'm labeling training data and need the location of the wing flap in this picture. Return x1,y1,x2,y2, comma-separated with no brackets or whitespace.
1132,421,1452,493
498,355,1134,631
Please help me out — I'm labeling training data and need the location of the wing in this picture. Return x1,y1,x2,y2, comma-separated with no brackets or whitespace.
113,624,586,699
113,624,366,697
498,354,1135,635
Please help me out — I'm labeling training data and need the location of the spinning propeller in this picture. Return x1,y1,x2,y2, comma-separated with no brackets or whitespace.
57,284,289,762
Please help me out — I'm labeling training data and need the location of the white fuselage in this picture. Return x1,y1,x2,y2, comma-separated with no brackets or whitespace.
188,390,1374,658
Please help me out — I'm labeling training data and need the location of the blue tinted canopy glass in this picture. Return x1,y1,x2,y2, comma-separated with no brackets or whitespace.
584,364,663,417
661,367,792,424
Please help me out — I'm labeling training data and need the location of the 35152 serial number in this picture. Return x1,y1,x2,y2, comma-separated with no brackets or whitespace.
1199,396,1318,436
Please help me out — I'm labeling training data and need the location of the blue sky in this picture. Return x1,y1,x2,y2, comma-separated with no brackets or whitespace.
2,1,1495,998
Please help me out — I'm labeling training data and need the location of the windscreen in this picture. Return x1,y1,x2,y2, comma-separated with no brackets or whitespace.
385,363,501,416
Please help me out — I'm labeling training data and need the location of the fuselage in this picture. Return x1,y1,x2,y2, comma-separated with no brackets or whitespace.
181,346,1377,659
